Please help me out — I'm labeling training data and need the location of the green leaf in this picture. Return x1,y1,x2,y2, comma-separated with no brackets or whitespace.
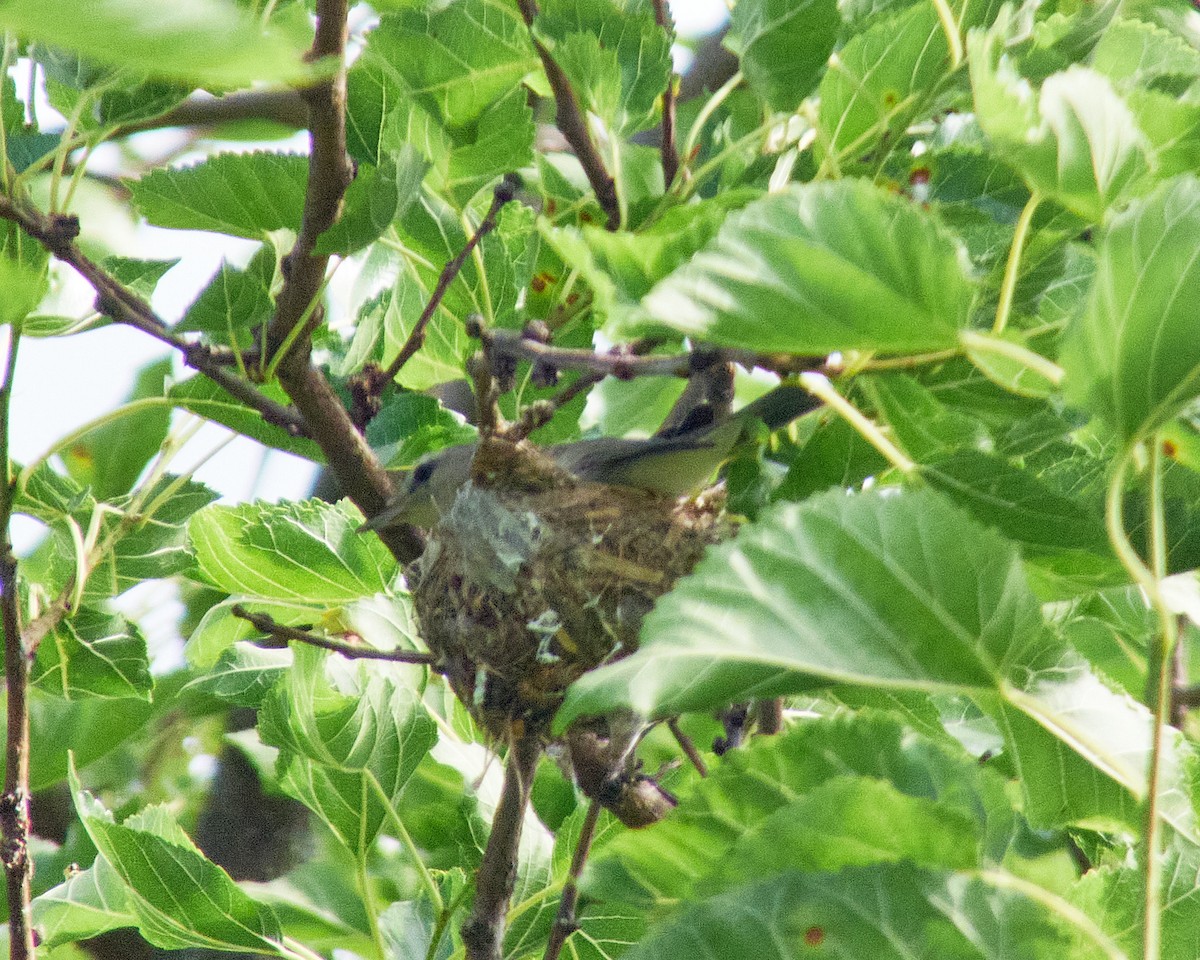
1090,18,1200,90
185,596,328,668
33,607,152,700
188,498,397,602
81,477,218,602
538,0,673,136
70,765,287,953
182,642,292,707
559,488,1043,722
102,256,180,299
637,181,976,353
130,152,308,239
717,776,981,882
0,0,314,89
969,21,1151,221
732,0,839,112
315,149,428,255
27,688,156,790
623,867,1076,960
32,855,135,948
0,254,48,326
585,714,1012,908
1061,174,1200,443
61,358,172,499
999,652,1199,839
921,450,1109,554
167,375,324,461
817,4,949,166
1074,839,1200,960
445,88,535,205
382,1,538,127
365,392,478,469
258,644,438,856
177,244,276,338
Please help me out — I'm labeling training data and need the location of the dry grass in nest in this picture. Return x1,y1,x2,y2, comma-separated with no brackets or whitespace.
408,440,730,737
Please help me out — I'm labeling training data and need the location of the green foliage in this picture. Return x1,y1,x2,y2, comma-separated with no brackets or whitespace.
10,0,1200,958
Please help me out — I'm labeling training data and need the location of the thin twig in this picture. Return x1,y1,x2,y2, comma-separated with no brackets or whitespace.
378,175,520,385
480,327,826,382
516,0,619,229
231,605,439,665
462,730,543,960
0,324,33,960
650,0,679,188
667,718,708,778
543,800,601,960
111,89,309,138
0,197,308,436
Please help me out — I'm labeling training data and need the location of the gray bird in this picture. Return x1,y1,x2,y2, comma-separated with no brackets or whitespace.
361,383,817,530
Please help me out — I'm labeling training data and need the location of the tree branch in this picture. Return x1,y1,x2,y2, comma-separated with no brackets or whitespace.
0,326,33,960
477,326,826,382
516,0,619,229
265,0,424,564
462,730,542,960
650,0,680,188
112,90,308,139
542,800,600,960
231,604,439,665
0,197,307,436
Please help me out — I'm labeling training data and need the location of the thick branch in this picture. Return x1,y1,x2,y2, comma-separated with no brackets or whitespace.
0,197,307,436
462,731,542,960
113,90,308,138
266,0,423,563
232,604,438,665
0,327,32,960
517,0,619,229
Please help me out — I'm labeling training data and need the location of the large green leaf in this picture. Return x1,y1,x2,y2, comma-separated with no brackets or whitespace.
188,498,397,602
584,713,1013,908
33,607,152,701
817,4,949,166
257,645,438,857
0,0,313,89
969,20,1151,221
70,766,287,953
1061,175,1200,443
623,867,1078,960
380,1,538,127
636,181,976,352
537,0,673,136
732,0,839,112
559,488,1198,838
130,152,308,239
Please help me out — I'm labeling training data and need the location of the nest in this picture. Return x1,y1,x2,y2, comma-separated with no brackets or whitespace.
407,435,731,737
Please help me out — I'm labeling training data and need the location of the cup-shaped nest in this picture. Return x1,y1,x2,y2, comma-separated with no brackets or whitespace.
407,437,729,736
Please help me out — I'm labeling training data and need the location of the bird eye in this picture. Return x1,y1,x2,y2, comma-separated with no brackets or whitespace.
411,459,436,488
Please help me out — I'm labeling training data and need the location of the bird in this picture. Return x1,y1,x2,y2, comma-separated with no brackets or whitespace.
360,383,818,530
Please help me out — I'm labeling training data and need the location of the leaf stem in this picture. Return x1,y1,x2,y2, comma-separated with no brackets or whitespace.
798,372,916,474
993,192,1041,334
357,854,388,960
959,329,1064,386
929,0,965,68
679,70,743,179
1104,442,1174,960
